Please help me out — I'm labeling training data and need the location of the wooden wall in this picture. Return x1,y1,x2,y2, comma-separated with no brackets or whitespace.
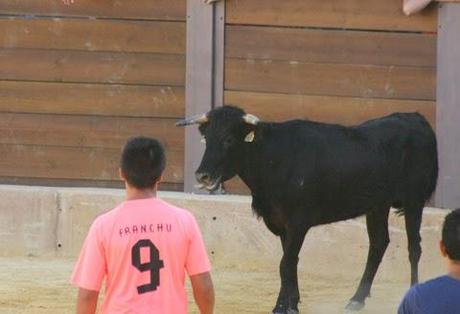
0,1,439,193
223,0,438,193
0,1,186,189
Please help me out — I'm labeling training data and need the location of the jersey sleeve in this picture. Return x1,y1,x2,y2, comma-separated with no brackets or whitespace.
185,214,211,276
71,217,106,291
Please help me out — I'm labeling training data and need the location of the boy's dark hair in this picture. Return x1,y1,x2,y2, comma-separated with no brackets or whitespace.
442,208,460,261
120,137,166,189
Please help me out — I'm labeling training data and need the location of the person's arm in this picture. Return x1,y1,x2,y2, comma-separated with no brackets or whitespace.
190,272,214,314
403,0,433,16
185,213,213,313
71,218,106,313
76,288,99,314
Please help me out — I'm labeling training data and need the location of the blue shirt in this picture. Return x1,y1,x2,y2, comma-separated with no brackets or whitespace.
398,275,460,314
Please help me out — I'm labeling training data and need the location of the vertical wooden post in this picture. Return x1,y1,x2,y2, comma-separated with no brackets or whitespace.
184,0,225,193
213,2,225,109
435,3,460,208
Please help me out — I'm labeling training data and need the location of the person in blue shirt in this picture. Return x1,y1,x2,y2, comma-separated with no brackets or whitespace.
398,208,460,314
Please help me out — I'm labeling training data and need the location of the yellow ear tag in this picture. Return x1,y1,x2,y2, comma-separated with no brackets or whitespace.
244,131,255,143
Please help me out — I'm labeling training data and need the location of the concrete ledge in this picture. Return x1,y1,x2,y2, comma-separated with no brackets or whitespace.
0,186,58,256
0,185,449,283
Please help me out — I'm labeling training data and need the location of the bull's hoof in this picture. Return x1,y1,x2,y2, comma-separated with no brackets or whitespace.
344,300,365,313
272,309,299,314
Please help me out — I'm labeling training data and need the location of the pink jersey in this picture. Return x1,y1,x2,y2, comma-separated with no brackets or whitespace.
71,197,211,314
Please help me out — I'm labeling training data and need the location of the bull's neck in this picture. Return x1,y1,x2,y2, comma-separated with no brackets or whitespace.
234,142,263,193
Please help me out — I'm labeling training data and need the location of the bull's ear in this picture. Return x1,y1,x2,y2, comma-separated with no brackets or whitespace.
245,131,255,142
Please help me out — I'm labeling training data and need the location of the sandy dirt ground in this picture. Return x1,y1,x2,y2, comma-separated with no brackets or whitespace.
0,257,409,314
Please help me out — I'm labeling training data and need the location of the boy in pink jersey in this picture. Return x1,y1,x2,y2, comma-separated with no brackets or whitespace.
71,137,214,314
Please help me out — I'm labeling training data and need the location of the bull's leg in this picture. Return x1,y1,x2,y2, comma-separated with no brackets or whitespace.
404,204,423,286
273,226,308,314
346,207,390,312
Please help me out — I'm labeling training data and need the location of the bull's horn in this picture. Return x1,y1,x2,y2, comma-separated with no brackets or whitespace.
242,113,260,125
175,113,208,127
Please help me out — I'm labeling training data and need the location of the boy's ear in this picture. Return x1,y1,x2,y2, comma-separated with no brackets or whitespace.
118,168,125,181
153,173,164,189
440,240,448,258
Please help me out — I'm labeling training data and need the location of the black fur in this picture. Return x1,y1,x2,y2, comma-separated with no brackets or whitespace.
192,105,438,313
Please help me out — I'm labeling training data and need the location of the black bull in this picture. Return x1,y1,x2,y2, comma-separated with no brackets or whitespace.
176,105,438,313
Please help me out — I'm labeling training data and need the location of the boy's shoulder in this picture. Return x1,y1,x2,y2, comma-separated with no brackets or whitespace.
408,275,459,300
158,198,196,220
92,198,198,230
418,275,452,290
91,203,125,225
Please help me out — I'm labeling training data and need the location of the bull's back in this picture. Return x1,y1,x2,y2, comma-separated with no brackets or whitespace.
259,113,437,225
357,112,438,203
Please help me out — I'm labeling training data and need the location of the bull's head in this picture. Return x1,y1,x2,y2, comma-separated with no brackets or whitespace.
176,106,259,191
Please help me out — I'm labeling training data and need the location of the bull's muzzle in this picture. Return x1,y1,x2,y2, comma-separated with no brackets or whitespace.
195,172,221,191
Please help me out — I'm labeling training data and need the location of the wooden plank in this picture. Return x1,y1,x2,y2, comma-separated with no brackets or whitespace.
223,177,251,195
0,177,126,189
0,49,185,86
0,81,184,118
0,18,185,54
0,0,186,21
226,25,436,67
225,58,436,100
226,0,437,32
0,144,183,183
435,3,460,208
0,177,183,191
184,0,215,193
225,91,436,127
0,113,184,150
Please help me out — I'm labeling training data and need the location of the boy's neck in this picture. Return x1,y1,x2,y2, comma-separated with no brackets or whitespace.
447,260,460,280
125,184,157,201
